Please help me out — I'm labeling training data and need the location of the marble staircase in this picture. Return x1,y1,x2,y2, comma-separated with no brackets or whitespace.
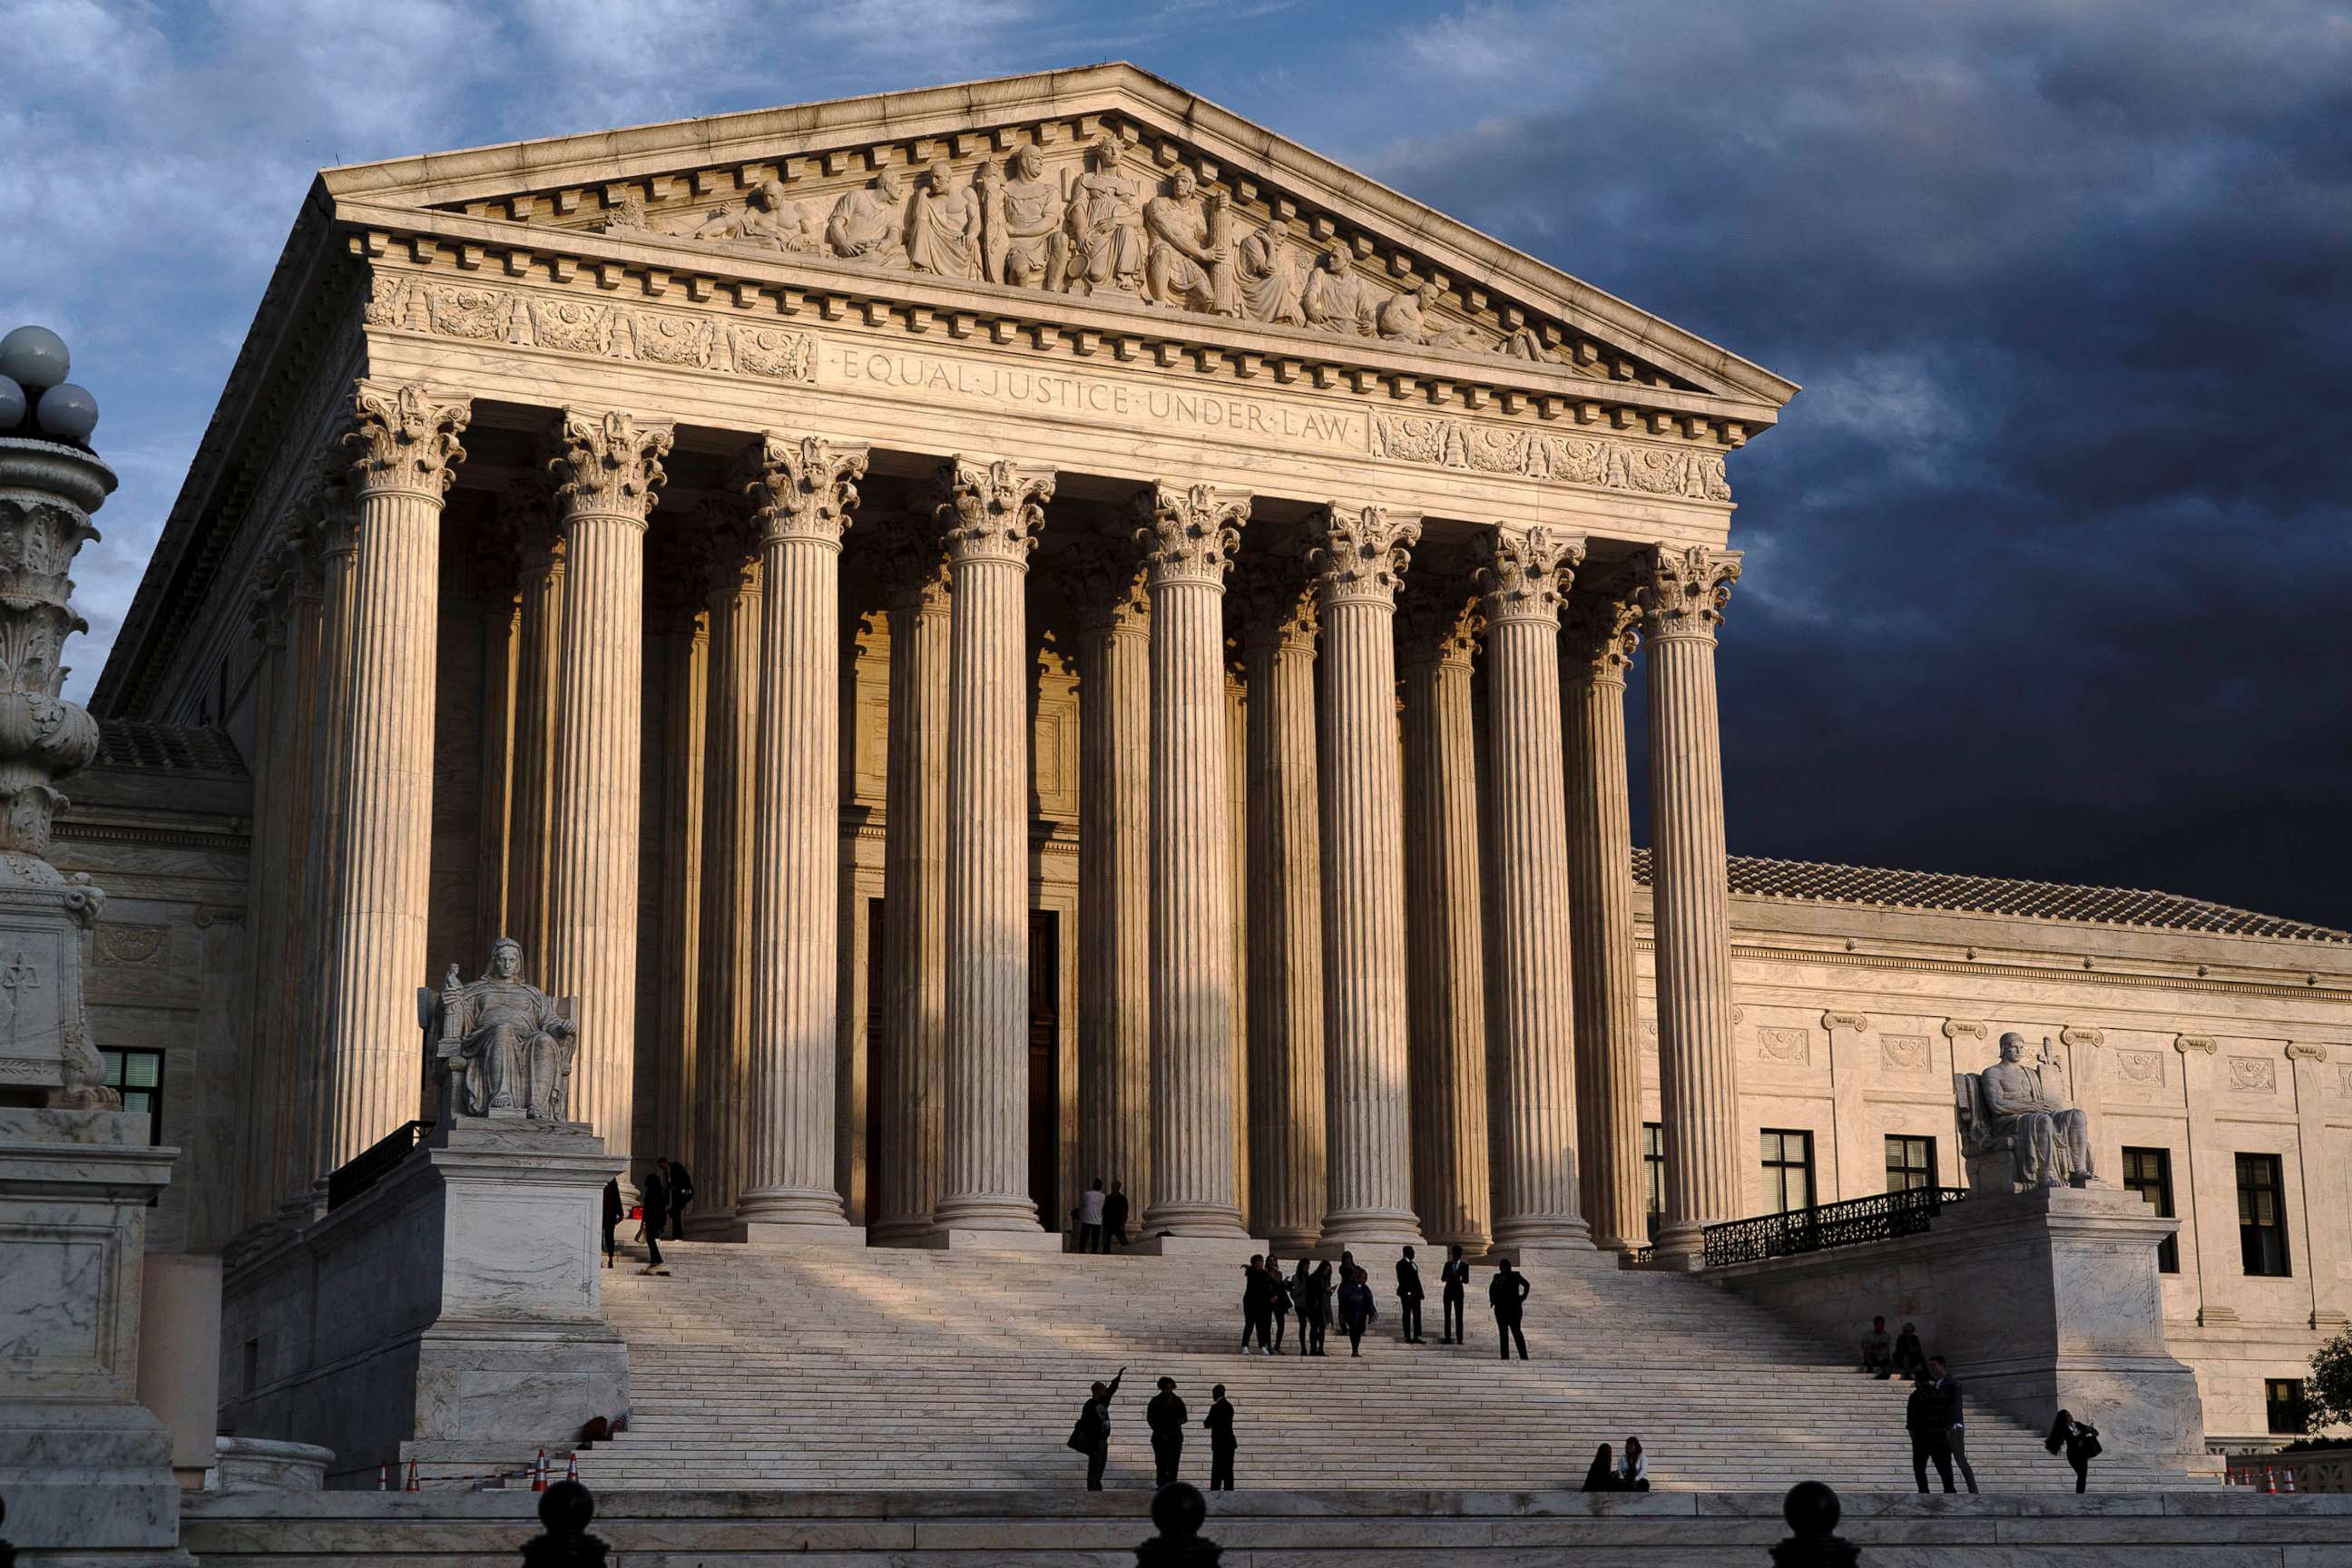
569,1240,2181,1494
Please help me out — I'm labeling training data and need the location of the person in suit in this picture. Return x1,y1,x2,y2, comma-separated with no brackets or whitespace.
1337,1267,1377,1356
1581,1444,1617,1492
1076,1367,1125,1490
1439,1243,1470,1344
660,1157,695,1240
1240,1257,1275,1354
635,1164,669,1276
1394,1246,1426,1344
1078,1177,1107,1253
1147,1377,1188,1485
1488,1257,1532,1359
1204,1384,1237,1491
1267,1255,1292,1354
1906,1372,1955,1492
1921,1357,1977,1493
1102,1181,1131,1246
2047,1408,2101,1493
601,1176,622,1269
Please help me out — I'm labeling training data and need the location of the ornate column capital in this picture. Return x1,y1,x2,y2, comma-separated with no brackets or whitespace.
1942,1018,1988,1042
1635,543,1741,641
1476,526,1586,627
306,467,358,563
1308,503,1420,609
871,514,952,614
1394,573,1481,670
1229,560,1318,654
1068,538,1151,635
346,381,471,500
550,407,673,521
1132,482,1248,589
930,456,1054,565
742,432,869,547
1561,589,1642,679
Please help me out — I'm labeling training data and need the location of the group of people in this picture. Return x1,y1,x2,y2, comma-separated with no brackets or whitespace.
1235,1247,1536,1361
1579,1437,1651,1492
1865,1314,2102,1494
1072,1178,1135,1252
1072,1369,1240,1492
599,1156,696,1275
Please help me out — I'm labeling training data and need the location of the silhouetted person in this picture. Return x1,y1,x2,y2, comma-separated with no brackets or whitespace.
1302,1261,1332,1356
1267,1255,1291,1353
1926,1357,1976,1493
1619,1435,1649,1491
1862,1315,1893,1378
601,1176,621,1268
1906,1372,1955,1492
1103,1181,1131,1246
1488,1257,1531,1359
1337,1266,1377,1356
1581,1443,1617,1492
1439,1243,1469,1343
636,1164,668,1275
2047,1408,2100,1493
1892,1320,1926,1381
1395,1246,1426,1344
1078,1177,1107,1253
1240,1255,1274,1354
1148,1377,1188,1485
1204,1383,1236,1491
1073,1367,1125,1490
1289,1259,1313,1351
661,1157,694,1240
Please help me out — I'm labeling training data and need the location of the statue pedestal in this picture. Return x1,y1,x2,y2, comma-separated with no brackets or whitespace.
220,1119,627,1487
1713,1184,2211,1475
0,1107,192,1564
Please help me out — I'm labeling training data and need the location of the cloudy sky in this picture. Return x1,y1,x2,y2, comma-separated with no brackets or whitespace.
6,1,2347,926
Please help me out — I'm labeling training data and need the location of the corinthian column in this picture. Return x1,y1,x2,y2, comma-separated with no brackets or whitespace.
693,514,760,1227
932,457,1055,1240
648,536,707,1181
732,434,868,1238
1561,586,1646,1251
291,473,357,1213
1478,526,1592,1251
543,408,670,1167
1134,483,1250,1240
268,528,324,1217
1309,504,1425,1248
1233,564,1325,1252
1071,541,1152,1223
505,482,564,980
321,383,470,1171
869,520,953,1245
1639,543,1744,1264
1396,573,1490,1254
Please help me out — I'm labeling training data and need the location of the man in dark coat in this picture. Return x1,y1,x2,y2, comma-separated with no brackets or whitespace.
1439,1243,1470,1343
1906,1370,1956,1492
1488,1257,1531,1359
1203,1384,1237,1491
1927,1357,1977,1493
1077,1367,1125,1490
1102,1181,1132,1246
1240,1257,1274,1354
658,1156,695,1240
1147,1377,1188,1485
601,1176,622,1268
1395,1246,1426,1344
635,1164,668,1276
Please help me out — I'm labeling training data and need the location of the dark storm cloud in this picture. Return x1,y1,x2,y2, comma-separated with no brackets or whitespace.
1340,2,2352,926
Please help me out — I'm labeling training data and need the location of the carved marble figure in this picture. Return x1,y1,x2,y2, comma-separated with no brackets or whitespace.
1143,168,1238,315
906,161,983,280
1050,135,1147,295
1238,214,1306,325
696,180,824,253
828,168,909,262
1378,279,1486,350
1302,243,1377,337
1969,1032,2095,1188
995,146,1064,289
424,936,579,1121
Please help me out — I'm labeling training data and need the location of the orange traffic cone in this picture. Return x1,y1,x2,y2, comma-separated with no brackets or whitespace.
2264,1465,2278,1494
532,1448,547,1492
2282,1467,2298,1494
405,1457,419,1493
565,1453,579,1484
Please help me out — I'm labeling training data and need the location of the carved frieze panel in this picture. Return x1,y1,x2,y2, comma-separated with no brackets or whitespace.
2114,1048,2164,1088
2227,1056,2278,1093
93,923,169,968
1372,413,1730,500
2339,1063,2352,1099
1879,1035,1930,1073
1758,1026,1810,1066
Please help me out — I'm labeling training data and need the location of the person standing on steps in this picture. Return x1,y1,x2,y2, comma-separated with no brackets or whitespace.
2046,1408,2100,1493
1337,1266,1377,1356
1439,1243,1470,1344
1302,1261,1332,1356
1488,1257,1532,1360
1240,1255,1275,1354
662,1156,694,1240
1147,1377,1189,1485
1290,1259,1314,1350
1073,1367,1125,1490
635,1161,669,1276
1926,1357,1977,1493
1906,1370,1955,1493
1395,1246,1426,1344
1267,1255,1292,1354
1204,1384,1237,1491
1077,1177,1107,1253
601,1176,621,1269
1103,1180,1131,1248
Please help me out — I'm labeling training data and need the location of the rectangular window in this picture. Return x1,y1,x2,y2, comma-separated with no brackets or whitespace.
101,1049,165,1147
1884,1135,1937,1193
1642,1122,1665,1241
2267,1378,2308,1436
2236,1152,2291,1278
2122,1146,2180,1273
1759,1129,1816,1213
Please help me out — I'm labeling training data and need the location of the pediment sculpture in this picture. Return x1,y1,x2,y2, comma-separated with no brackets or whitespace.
1954,1033,2096,1192
420,936,579,1122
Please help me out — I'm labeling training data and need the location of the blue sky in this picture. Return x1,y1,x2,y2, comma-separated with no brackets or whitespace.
6,1,2349,924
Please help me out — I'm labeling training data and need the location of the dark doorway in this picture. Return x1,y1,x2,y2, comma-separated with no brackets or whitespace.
1029,910,1060,1228
864,897,886,1226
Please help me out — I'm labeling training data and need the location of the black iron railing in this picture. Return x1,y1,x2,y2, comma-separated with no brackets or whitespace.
1701,1184,1967,1268
325,1119,431,1212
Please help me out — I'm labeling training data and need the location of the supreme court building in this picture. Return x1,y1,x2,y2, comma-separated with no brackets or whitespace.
78,65,2352,1452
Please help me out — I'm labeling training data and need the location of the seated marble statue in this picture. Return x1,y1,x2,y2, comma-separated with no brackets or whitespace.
1975,1032,2094,1187
422,937,577,1122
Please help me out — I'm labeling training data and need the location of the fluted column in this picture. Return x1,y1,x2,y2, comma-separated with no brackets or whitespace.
693,518,760,1226
1309,504,1426,1247
269,536,325,1216
1234,564,1326,1251
867,521,954,1244
1135,483,1250,1240
1639,543,1745,1264
1072,543,1152,1221
1560,587,1646,1251
233,563,291,1234
933,457,1055,1239
291,475,358,1214
505,484,565,979
322,383,471,1170
543,408,671,1168
733,435,868,1236
1396,574,1491,1254
1479,527,1593,1251
649,540,707,1176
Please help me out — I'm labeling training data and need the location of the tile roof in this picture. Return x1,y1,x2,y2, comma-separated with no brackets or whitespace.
1630,848,2350,946
92,718,248,777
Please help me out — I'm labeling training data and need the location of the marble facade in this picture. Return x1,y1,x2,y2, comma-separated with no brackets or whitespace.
57,65,2352,1464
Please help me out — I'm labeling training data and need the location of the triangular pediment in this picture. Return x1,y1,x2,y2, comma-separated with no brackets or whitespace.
319,64,1795,414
